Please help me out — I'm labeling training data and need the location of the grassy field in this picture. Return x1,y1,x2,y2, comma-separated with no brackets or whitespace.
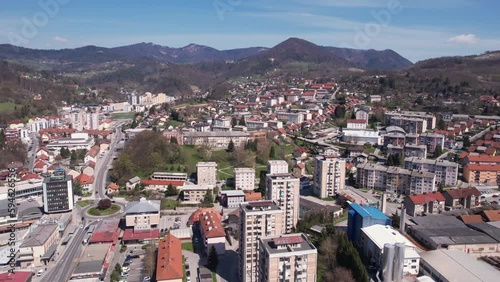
333,212,349,225
181,242,194,252
0,102,18,113
112,112,136,120
87,204,120,216
161,199,177,210
76,200,93,208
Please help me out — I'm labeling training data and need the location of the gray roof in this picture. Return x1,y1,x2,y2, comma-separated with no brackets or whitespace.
128,176,141,184
0,198,12,217
125,197,160,214
20,224,58,248
466,222,500,242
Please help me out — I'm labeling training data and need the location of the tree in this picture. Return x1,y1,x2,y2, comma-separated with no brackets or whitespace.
207,245,219,271
239,116,246,126
97,199,112,210
149,105,156,115
231,116,238,127
227,139,235,152
438,183,445,193
165,184,178,196
463,136,471,148
169,136,178,144
73,181,83,196
0,129,6,150
391,212,400,229
269,146,276,159
433,145,443,159
203,189,214,204
70,150,78,163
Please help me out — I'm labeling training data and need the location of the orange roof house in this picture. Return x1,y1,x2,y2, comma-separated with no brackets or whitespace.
156,234,183,282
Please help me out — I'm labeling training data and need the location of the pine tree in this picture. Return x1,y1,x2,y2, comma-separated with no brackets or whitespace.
165,184,178,196
269,146,276,159
227,140,235,152
239,116,246,126
207,246,219,271
203,189,214,204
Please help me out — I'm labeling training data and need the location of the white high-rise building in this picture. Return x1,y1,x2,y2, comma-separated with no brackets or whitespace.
239,201,283,282
70,110,86,131
313,155,346,198
267,160,288,175
266,173,300,233
86,111,100,130
196,162,217,186
234,167,255,191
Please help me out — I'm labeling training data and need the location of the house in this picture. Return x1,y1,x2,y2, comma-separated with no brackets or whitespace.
107,182,120,195
220,190,245,208
126,176,141,190
244,191,262,201
156,234,183,282
347,146,365,158
403,192,446,217
74,173,94,193
442,187,481,210
84,145,100,164
198,210,226,255
141,179,185,191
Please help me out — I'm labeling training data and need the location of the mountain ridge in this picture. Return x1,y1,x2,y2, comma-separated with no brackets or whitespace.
0,38,412,70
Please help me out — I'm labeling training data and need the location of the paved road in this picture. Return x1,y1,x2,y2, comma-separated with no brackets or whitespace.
28,132,38,172
95,125,123,203
42,208,92,282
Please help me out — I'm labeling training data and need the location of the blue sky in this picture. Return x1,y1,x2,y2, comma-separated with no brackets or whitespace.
1,0,499,62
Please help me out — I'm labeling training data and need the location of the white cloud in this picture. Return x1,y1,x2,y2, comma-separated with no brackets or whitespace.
448,33,480,44
52,36,68,42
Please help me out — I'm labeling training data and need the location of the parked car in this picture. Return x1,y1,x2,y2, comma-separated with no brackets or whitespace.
143,277,151,282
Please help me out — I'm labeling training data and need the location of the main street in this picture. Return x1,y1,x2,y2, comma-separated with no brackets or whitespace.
95,124,124,203
27,132,38,172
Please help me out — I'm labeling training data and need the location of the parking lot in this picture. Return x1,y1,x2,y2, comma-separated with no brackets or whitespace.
122,254,146,282
159,209,196,232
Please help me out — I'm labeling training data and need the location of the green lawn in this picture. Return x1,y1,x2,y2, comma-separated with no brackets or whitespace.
161,199,177,210
0,102,18,113
182,242,194,252
165,120,185,127
333,212,349,225
76,200,93,208
111,112,136,120
87,204,120,216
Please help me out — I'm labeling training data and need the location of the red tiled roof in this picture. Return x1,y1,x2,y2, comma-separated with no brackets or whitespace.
107,182,119,190
141,179,185,187
466,154,500,163
244,192,263,201
188,208,222,225
75,173,94,185
20,173,40,181
87,145,100,158
89,219,120,244
122,228,160,241
156,234,183,281
407,192,446,205
444,187,481,199
458,215,484,224
465,163,500,172
482,210,500,222
0,271,33,282
199,211,225,238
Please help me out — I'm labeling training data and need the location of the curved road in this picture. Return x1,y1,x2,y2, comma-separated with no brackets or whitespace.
42,123,125,282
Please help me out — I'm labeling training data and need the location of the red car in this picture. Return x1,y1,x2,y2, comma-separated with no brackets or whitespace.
492,195,499,198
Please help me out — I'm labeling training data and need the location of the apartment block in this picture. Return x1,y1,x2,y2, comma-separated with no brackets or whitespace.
404,157,458,186
276,111,304,124
356,163,436,195
42,168,74,213
267,160,289,174
463,163,500,185
181,184,214,203
266,174,300,233
385,111,436,130
313,155,346,198
196,162,217,185
234,167,256,191
182,131,250,149
258,233,318,282
388,116,428,134
239,201,284,282
418,133,445,154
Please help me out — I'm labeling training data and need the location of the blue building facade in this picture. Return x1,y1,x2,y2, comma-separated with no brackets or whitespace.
347,202,391,244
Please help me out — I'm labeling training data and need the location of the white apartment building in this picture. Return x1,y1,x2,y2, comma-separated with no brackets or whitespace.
405,157,458,186
180,184,213,203
385,111,436,130
196,162,217,186
276,111,304,124
267,160,289,175
234,167,256,191
85,111,100,130
258,233,318,282
360,225,420,276
182,131,250,149
266,173,300,233
356,163,436,195
313,155,346,198
239,201,284,282
70,110,86,131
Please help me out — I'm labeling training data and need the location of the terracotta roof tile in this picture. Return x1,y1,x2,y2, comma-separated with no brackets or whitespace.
156,234,183,281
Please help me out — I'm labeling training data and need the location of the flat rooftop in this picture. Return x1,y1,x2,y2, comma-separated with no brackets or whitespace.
420,249,499,282
20,223,58,248
72,243,111,276
260,233,316,256
241,201,282,213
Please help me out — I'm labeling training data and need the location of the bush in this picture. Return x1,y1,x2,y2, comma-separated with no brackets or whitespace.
97,199,112,210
